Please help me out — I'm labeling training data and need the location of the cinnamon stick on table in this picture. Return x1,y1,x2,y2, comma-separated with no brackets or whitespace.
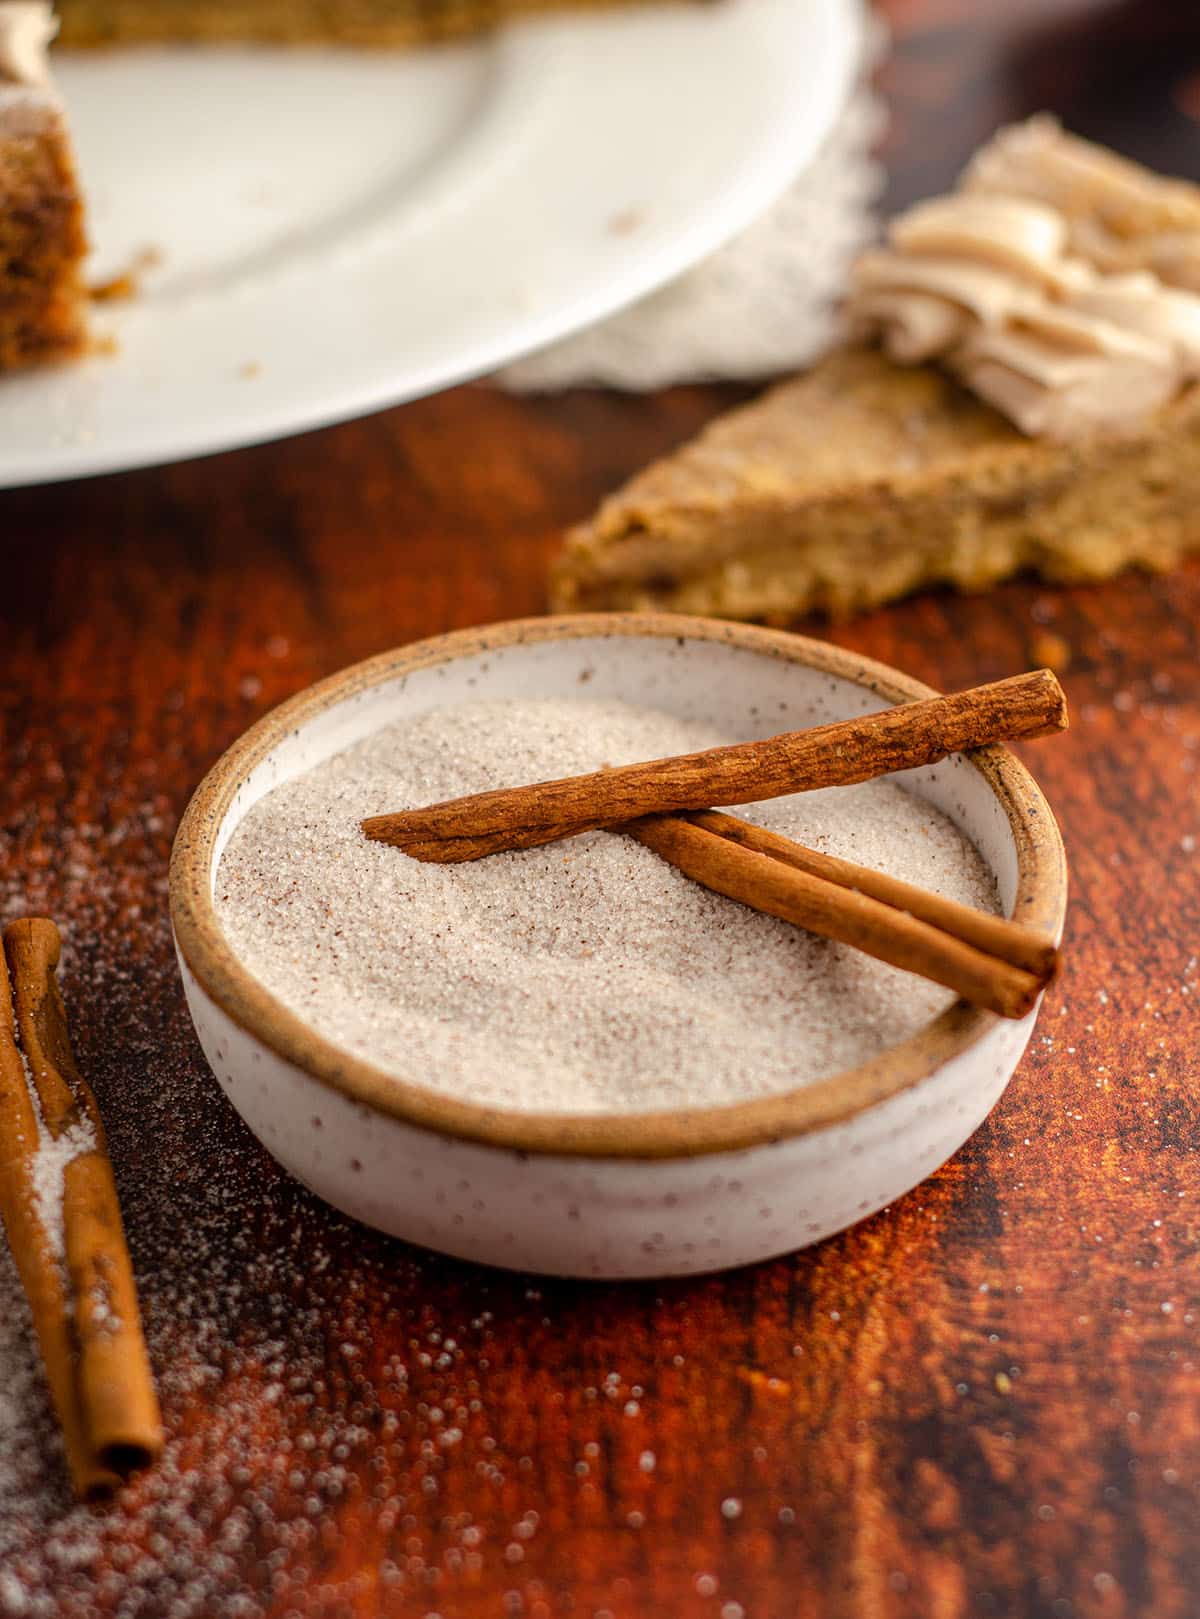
0,919,162,1501
625,812,1057,1020
362,669,1068,863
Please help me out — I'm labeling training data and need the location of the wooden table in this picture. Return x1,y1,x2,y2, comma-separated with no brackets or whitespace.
3,3,1199,1614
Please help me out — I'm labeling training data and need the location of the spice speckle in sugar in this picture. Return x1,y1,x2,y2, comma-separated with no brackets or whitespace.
216,697,1001,1112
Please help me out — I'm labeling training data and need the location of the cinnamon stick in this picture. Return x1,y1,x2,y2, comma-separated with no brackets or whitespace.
362,670,1067,864
625,815,1050,1019
684,810,1059,980
0,919,162,1500
0,941,111,1497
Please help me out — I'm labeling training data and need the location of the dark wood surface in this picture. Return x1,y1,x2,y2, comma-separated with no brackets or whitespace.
3,3,1200,1615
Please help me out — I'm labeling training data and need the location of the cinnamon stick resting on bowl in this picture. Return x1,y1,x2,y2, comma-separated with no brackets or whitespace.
0,919,162,1501
625,811,1058,1020
362,670,1067,863
362,670,1066,1019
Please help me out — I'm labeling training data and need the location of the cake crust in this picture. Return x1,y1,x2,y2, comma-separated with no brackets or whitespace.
551,345,1200,621
54,0,662,47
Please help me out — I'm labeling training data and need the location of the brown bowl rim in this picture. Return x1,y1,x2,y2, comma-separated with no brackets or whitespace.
169,613,1068,1161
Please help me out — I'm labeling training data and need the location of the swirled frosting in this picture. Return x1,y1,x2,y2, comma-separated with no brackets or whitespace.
847,119,1200,439
0,2,55,87
967,114,1200,295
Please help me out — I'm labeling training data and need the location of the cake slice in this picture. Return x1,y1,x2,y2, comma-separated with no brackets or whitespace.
553,119,1200,621
551,345,1200,620
0,1,87,370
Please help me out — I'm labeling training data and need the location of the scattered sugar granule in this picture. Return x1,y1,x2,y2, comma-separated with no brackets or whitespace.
216,697,1000,1114
30,1120,96,1259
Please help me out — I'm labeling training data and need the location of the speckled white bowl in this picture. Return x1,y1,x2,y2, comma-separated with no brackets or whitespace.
170,615,1067,1278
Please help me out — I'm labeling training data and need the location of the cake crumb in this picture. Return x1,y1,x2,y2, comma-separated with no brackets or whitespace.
609,208,645,236
89,246,163,304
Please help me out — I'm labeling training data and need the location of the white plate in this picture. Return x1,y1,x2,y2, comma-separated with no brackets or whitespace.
0,0,860,488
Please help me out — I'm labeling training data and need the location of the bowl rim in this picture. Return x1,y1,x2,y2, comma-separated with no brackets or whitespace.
170,613,1068,1161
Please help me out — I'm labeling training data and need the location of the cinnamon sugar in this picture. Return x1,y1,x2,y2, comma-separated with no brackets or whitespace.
216,697,1000,1113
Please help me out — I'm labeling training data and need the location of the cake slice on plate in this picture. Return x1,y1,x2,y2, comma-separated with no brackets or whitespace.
0,1,87,370
3,0,696,372
552,118,1200,620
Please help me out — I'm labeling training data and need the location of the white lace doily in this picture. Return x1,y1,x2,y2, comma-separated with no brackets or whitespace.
498,10,885,392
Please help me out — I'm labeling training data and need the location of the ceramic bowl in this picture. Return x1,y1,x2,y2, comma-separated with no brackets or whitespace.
170,614,1067,1279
